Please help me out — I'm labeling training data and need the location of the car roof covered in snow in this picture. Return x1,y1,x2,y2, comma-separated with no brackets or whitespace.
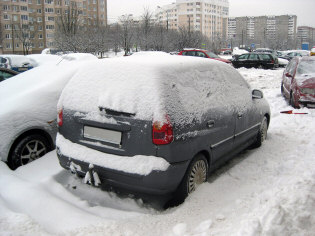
59,52,252,124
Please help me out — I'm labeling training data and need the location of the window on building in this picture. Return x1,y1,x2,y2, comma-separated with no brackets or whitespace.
4,15,10,20
37,8,42,13
5,34,11,39
45,8,54,13
37,0,41,4
21,6,28,11
46,25,54,30
6,43,12,49
21,15,28,21
38,34,43,39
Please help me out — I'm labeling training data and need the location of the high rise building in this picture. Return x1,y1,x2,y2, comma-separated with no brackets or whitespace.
0,0,107,54
297,26,315,48
228,15,297,50
154,0,229,40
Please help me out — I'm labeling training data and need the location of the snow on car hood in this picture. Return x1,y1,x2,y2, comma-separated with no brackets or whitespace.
59,52,252,125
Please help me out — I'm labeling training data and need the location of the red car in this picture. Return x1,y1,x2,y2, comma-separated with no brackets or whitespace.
281,57,315,108
178,49,232,64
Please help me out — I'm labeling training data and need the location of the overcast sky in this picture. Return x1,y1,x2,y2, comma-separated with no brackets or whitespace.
107,0,315,27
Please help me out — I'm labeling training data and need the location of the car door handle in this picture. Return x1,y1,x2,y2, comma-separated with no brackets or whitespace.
207,120,215,128
238,113,243,119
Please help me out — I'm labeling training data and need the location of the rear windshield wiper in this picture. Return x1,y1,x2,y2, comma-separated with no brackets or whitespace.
99,107,136,117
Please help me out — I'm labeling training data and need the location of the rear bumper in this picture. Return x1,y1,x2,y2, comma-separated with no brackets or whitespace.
57,148,189,196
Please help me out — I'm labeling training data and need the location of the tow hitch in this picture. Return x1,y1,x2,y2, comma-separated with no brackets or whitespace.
84,164,101,187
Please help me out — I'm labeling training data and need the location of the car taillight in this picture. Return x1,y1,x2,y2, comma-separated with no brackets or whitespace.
271,60,274,64
152,115,173,145
58,109,63,127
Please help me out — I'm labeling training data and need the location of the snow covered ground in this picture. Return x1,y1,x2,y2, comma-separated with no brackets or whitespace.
0,67,314,236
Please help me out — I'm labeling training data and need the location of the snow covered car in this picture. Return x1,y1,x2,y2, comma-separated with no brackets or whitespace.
281,56,315,108
0,56,98,170
0,55,36,72
310,48,315,56
56,52,270,203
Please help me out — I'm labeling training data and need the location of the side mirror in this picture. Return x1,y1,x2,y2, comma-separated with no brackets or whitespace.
285,72,292,78
252,89,263,99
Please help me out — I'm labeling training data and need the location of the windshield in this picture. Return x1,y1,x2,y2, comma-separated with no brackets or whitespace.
206,51,219,58
296,60,315,75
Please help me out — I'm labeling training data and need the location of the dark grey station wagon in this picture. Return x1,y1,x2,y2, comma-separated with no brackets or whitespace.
56,52,270,204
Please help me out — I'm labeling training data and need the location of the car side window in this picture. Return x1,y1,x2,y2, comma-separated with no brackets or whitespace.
238,54,249,60
0,71,13,81
248,54,259,60
259,54,271,61
182,51,196,56
196,51,206,58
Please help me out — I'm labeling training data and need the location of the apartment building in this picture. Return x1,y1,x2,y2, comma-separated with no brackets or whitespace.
0,0,107,54
228,15,297,49
297,26,315,47
155,0,229,40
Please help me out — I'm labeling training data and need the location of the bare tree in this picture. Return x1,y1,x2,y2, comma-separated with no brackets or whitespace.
119,15,135,56
55,3,82,52
13,20,39,55
140,8,153,51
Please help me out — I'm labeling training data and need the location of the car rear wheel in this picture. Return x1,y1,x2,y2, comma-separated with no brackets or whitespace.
251,116,268,148
8,134,50,170
174,154,208,204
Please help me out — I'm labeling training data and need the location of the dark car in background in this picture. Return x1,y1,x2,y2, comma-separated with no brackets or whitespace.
281,56,315,108
232,52,279,69
0,68,19,82
178,49,232,64
56,52,270,205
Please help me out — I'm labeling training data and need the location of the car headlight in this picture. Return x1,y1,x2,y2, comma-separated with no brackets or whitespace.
300,88,315,95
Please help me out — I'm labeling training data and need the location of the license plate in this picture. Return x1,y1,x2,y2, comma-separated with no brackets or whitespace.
84,126,122,144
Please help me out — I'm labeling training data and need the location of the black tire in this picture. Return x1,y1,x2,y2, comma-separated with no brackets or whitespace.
174,154,208,204
251,116,268,148
289,93,299,108
8,134,50,170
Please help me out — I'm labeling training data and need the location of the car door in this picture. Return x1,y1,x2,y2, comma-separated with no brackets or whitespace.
235,54,249,68
248,53,259,68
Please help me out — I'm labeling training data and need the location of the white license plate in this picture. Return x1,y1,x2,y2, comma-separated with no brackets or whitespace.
84,126,122,144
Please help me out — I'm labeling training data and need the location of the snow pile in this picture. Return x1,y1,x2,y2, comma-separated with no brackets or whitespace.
61,53,98,61
236,174,315,236
26,54,62,66
233,47,249,56
57,134,170,175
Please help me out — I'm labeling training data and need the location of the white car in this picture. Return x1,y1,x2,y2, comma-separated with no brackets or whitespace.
0,54,98,170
